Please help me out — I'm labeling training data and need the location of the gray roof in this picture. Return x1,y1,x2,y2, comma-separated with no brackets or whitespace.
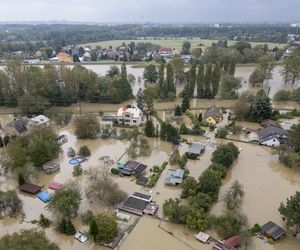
261,221,286,240
258,126,287,142
165,169,184,185
204,105,221,119
186,142,206,155
7,117,30,134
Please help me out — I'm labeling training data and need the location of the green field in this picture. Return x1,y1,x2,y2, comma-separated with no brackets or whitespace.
79,37,287,50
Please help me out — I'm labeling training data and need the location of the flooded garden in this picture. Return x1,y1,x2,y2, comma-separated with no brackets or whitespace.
0,111,299,250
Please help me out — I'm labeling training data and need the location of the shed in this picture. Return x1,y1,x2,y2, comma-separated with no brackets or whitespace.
42,162,60,174
74,231,88,243
136,176,149,186
48,182,64,190
186,142,206,158
19,183,42,194
37,191,52,203
164,169,184,185
194,232,210,243
224,235,241,248
261,221,286,240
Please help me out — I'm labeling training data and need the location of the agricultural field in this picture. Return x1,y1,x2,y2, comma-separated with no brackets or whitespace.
79,37,287,50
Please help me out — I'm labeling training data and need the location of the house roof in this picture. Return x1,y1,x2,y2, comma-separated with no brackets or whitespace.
136,176,148,186
123,161,147,174
48,182,64,190
165,169,184,185
19,183,41,194
131,192,152,202
258,126,287,142
186,142,206,155
37,191,52,203
204,105,222,120
194,232,210,243
117,106,143,118
261,221,286,240
224,235,241,248
117,196,149,216
31,115,49,126
7,117,30,134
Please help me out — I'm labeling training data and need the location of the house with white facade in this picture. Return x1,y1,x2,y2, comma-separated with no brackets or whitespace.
117,105,145,126
30,115,50,127
258,126,287,147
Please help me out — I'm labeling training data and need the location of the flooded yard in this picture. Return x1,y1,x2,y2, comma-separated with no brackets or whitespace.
0,113,300,250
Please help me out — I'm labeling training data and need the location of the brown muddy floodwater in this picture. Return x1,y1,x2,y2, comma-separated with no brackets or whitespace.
1,114,300,250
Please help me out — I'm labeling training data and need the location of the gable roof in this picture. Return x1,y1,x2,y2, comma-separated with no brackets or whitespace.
186,142,206,155
7,117,30,134
261,221,286,240
204,105,222,120
165,169,184,185
19,183,41,194
258,126,287,142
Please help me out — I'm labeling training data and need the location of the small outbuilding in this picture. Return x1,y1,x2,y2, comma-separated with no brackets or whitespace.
74,231,88,243
19,183,42,194
136,176,149,186
194,232,210,243
118,161,147,176
37,191,52,203
261,221,286,240
42,162,60,174
48,182,64,190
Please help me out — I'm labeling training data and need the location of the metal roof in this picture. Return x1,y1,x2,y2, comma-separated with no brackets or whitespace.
186,142,206,155
261,221,286,240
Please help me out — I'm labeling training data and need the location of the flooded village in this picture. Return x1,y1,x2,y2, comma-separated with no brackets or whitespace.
0,60,299,250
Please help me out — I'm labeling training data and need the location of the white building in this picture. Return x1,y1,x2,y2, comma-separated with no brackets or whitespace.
117,106,145,126
30,115,50,127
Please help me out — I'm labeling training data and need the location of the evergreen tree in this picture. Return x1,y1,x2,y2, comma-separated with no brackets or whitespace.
166,63,176,97
223,56,230,74
18,174,25,186
143,64,158,83
204,64,213,98
198,113,202,122
89,219,99,242
58,218,67,234
197,64,205,98
65,219,76,235
211,63,222,97
136,88,146,112
188,63,197,97
144,118,156,137
228,57,236,76
249,90,273,122
120,63,133,101
0,137,3,148
181,95,190,113
158,62,165,96
174,105,182,116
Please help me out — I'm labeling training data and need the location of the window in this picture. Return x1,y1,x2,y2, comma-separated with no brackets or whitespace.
125,119,130,123
133,120,137,123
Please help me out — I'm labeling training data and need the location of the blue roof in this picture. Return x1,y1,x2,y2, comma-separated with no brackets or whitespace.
37,191,52,203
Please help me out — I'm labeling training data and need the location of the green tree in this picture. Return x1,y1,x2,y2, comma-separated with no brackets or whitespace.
38,214,52,228
274,90,291,101
198,169,222,201
18,95,50,116
74,114,100,139
89,219,99,241
209,163,227,178
188,63,197,97
211,144,237,167
65,219,76,235
186,207,208,231
0,229,59,250
278,192,300,233
197,64,205,98
160,122,180,143
67,147,76,157
282,56,300,84
49,186,81,217
158,62,165,96
144,118,156,137
120,63,133,100
215,128,229,139
163,198,187,224
219,74,241,99
181,95,190,113
181,41,191,55
0,190,22,217
228,57,236,75
92,213,118,244
78,145,91,157
211,63,222,97
143,64,158,83
136,88,146,112
249,90,273,122
223,181,244,210
181,176,198,198
107,66,120,77
72,164,83,177
187,192,212,213
174,105,182,116
287,124,300,152
171,56,184,85
166,63,176,96
204,64,213,98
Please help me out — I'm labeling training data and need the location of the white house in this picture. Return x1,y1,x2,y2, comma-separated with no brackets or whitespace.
258,126,287,147
117,105,145,126
30,115,50,127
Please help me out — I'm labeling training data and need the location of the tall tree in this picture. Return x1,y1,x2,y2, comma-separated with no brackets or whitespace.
197,64,205,98
211,63,222,97
120,63,133,100
203,64,213,98
282,56,300,84
166,63,176,96
158,62,165,96
171,56,184,84
228,57,236,76
188,63,197,97
181,41,191,55
143,64,158,83
249,90,273,122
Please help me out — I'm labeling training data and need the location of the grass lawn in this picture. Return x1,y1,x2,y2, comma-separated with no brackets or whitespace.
79,37,287,50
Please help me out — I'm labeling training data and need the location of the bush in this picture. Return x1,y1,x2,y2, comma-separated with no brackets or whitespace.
81,210,95,225
215,128,229,138
250,223,261,235
72,164,83,177
147,162,167,188
58,218,76,235
67,147,76,157
38,214,52,228
78,145,91,157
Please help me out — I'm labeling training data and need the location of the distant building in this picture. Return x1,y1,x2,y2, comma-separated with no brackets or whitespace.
57,52,72,63
204,105,223,125
164,169,184,185
258,126,287,147
117,105,145,126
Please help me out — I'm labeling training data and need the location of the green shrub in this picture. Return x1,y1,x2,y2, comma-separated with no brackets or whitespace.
78,145,91,157
251,223,261,235
38,214,52,228
72,164,83,177
111,168,120,175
